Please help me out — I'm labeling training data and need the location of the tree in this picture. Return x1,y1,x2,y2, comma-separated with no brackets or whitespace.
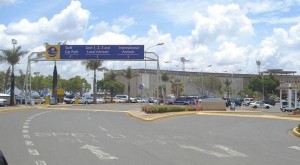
97,70,124,102
203,76,222,96
170,79,184,97
249,75,279,99
66,76,90,95
0,46,27,105
238,87,254,98
120,66,138,103
82,60,102,104
161,72,169,103
222,78,232,98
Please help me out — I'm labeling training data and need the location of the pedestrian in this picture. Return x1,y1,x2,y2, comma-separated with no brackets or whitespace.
0,150,8,165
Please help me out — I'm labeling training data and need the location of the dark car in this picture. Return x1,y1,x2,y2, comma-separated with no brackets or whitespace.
262,99,276,106
170,97,196,105
233,98,243,106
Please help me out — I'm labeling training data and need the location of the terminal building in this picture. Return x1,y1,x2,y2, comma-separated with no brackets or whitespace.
112,68,300,98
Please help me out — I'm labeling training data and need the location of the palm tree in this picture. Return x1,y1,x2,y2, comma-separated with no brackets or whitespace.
170,79,184,97
82,60,103,104
120,66,138,103
161,72,169,103
0,46,27,105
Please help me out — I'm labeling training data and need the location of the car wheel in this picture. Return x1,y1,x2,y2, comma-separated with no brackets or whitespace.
265,106,270,109
253,105,257,108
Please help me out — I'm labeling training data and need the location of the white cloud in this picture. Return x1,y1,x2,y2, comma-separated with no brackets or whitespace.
3,0,90,48
191,4,254,44
92,16,135,35
258,23,300,71
0,0,17,6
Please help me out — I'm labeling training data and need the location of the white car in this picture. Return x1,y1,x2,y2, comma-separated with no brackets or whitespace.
113,97,126,103
249,101,271,109
0,98,7,106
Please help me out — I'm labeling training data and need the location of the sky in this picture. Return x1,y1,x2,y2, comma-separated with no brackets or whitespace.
1,0,300,83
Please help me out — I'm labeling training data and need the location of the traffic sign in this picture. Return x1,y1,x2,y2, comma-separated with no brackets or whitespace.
138,84,144,90
46,45,144,60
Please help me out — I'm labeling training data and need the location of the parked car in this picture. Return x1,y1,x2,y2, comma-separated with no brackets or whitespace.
249,101,271,109
130,97,138,103
115,95,129,102
170,97,196,105
96,97,105,104
243,98,255,106
78,97,93,104
113,97,126,103
0,98,7,106
262,99,276,106
15,96,26,104
64,95,75,104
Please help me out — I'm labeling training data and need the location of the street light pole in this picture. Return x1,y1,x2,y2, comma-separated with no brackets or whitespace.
145,51,160,104
144,43,164,74
230,69,242,98
200,65,212,96
11,39,18,106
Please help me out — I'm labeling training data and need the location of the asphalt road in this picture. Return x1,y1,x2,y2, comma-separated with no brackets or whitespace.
0,104,299,165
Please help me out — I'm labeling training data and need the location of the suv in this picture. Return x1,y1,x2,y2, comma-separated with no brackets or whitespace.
0,98,7,106
64,95,75,104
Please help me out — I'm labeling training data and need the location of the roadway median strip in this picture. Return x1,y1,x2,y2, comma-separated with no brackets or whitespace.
293,127,300,138
127,111,200,121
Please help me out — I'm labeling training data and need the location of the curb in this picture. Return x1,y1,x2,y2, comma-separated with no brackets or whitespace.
127,111,199,121
293,127,300,138
0,106,36,113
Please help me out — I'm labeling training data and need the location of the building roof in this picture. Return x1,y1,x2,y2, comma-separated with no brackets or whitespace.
260,69,296,75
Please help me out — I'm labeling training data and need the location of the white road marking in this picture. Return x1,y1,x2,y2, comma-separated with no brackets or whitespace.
99,126,107,132
24,122,29,125
23,135,30,139
23,130,29,133
87,117,92,120
81,144,118,160
214,145,248,157
106,134,126,138
26,119,31,122
289,146,300,151
35,160,47,165
179,145,229,157
23,125,29,129
28,149,39,156
25,141,34,146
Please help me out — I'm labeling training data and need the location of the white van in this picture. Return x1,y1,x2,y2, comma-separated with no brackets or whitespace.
243,98,255,106
115,95,129,102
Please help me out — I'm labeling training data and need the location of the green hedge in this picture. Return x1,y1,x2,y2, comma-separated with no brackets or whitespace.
142,105,203,114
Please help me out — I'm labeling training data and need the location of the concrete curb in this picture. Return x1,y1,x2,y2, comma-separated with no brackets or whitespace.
293,127,300,138
127,111,199,121
0,106,36,113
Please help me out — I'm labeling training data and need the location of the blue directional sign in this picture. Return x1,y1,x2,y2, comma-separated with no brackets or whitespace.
46,45,144,60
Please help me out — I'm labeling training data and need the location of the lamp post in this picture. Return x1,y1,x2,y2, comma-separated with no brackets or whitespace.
10,39,17,105
144,43,164,74
144,51,160,104
230,69,242,98
201,64,212,96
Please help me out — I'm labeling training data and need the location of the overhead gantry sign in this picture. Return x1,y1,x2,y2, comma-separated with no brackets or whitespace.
45,45,144,60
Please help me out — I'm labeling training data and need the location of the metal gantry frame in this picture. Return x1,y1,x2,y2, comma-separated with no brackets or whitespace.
23,51,160,105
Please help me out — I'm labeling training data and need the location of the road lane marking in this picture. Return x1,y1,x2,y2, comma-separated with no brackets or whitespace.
289,146,300,151
81,144,118,160
35,160,47,165
214,145,248,157
23,130,29,133
99,126,107,132
23,125,29,129
106,134,126,138
25,141,34,146
87,117,92,120
179,145,229,157
26,119,31,122
24,122,29,125
23,135,30,139
28,149,39,156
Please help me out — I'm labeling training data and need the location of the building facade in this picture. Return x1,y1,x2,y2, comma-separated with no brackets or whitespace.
111,69,300,98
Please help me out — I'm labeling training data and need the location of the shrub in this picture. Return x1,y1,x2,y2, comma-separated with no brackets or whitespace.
298,124,300,132
142,105,203,114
